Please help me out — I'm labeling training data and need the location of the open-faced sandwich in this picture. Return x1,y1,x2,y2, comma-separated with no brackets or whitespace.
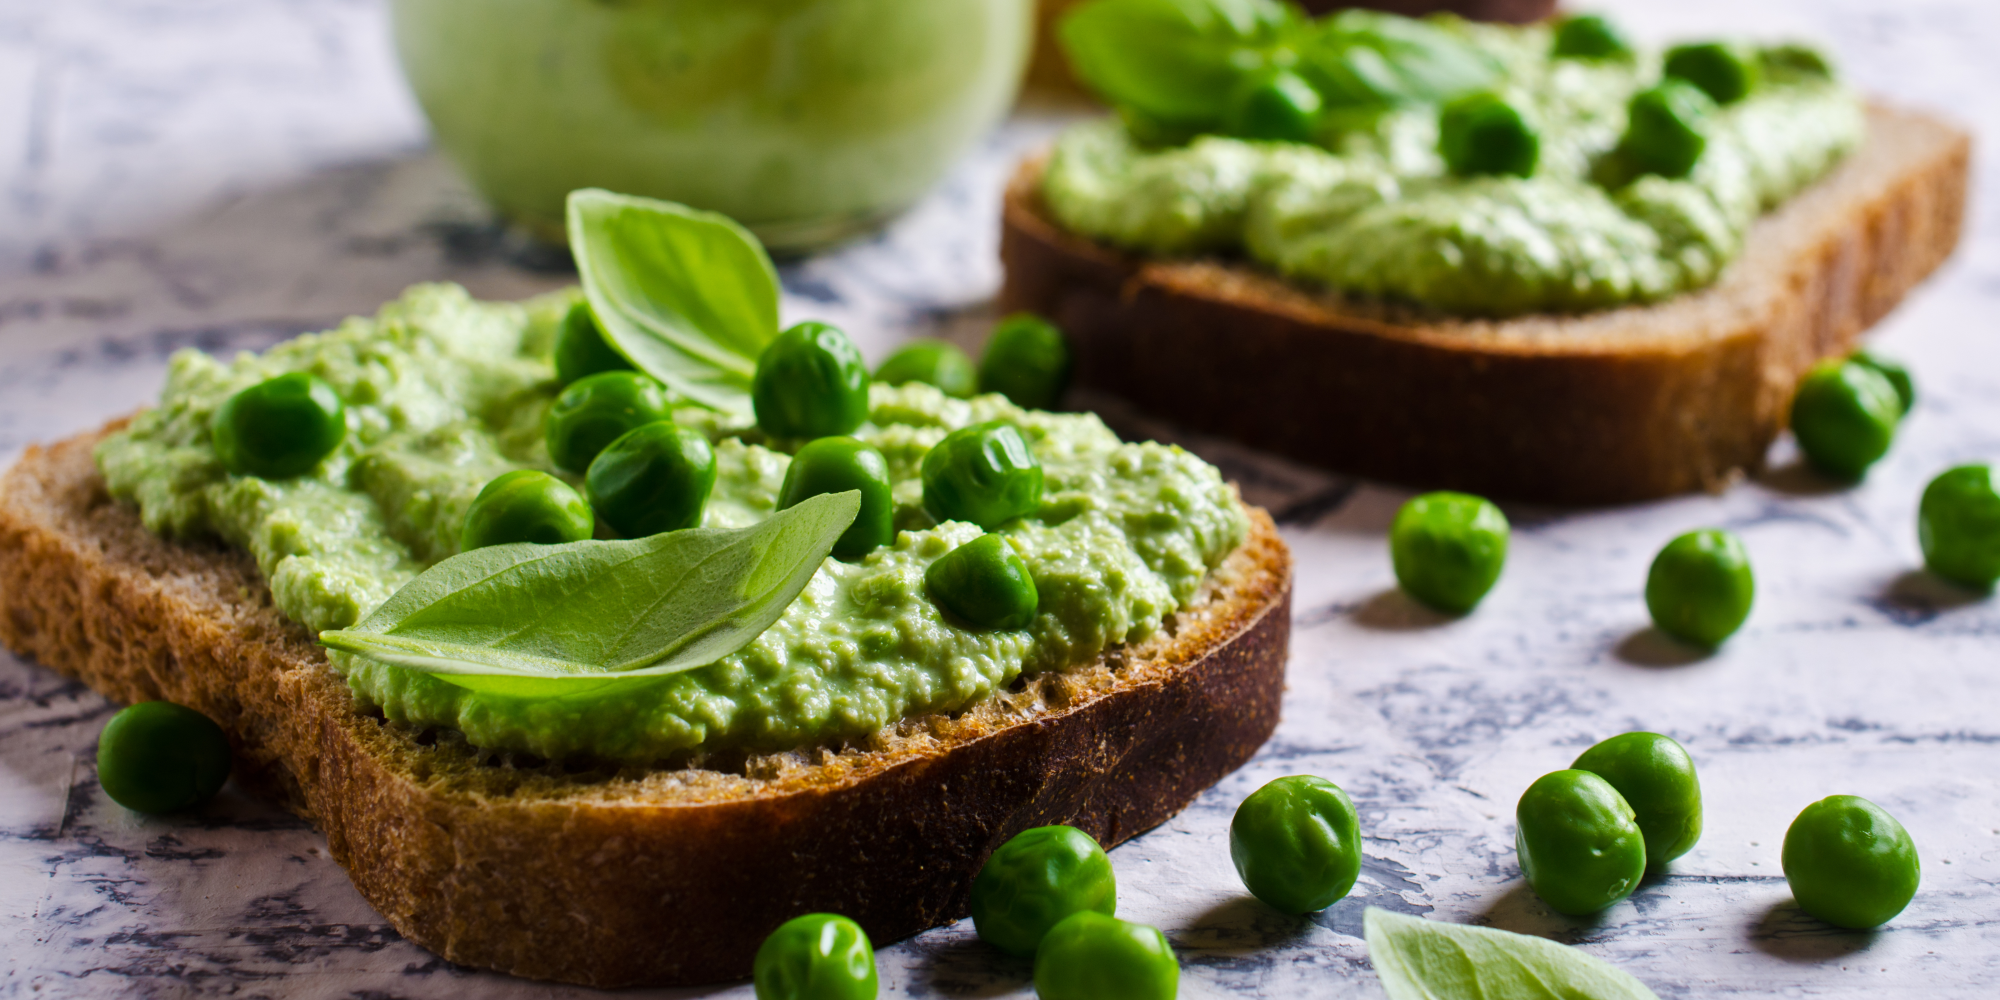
1003,3,1969,502
0,192,1292,987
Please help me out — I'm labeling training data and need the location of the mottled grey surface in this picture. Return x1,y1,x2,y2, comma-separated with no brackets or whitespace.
2,1,1998,997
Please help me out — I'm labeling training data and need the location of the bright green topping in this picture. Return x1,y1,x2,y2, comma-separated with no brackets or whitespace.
1571,732,1703,873
920,420,1046,530
545,369,677,474
979,313,1072,411
1033,911,1177,1000
1042,14,1863,317
1515,769,1647,916
753,913,878,1000
460,470,593,551
585,421,717,537
1783,795,1921,929
777,436,895,561
1621,79,1716,179
1439,91,1539,178
1225,71,1323,143
212,372,347,480
1365,907,1663,1000
1790,358,1902,480
752,321,871,440
970,825,1118,957
550,301,632,386
1645,528,1755,647
874,338,976,398
1664,41,1760,106
95,284,1248,762
925,533,1039,630
1229,774,1362,914
1552,14,1633,61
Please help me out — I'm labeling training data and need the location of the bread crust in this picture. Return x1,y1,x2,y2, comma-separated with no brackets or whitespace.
0,423,1291,988
1000,105,1970,504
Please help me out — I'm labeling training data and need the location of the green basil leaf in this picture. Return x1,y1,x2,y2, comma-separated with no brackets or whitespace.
1300,11,1500,109
566,188,779,416
1059,0,1301,128
319,490,861,698
1364,908,1661,1000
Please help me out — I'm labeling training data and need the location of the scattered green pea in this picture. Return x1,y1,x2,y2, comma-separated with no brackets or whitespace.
584,422,716,537
873,339,976,398
752,912,878,1000
97,701,232,815
920,421,1044,530
1790,358,1901,480
969,825,1117,957
1645,528,1754,647
926,533,1038,630
1032,911,1178,1000
1571,733,1702,872
978,313,1071,411
779,436,894,560
1849,347,1915,416
1439,92,1539,178
1664,41,1761,105
545,370,677,474
212,372,347,479
1229,775,1362,915
753,321,870,440
1919,463,2000,589
460,470,594,551
1515,769,1647,916
1551,14,1633,60
1225,70,1323,143
552,300,633,386
1783,795,1920,929
1389,491,1509,614
1621,79,1716,179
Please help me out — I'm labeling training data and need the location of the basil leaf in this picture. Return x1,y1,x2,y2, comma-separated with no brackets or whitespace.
1058,0,1301,129
1364,908,1661,1000
319,490,861,698
1299,11,1500,109
566,188,780,416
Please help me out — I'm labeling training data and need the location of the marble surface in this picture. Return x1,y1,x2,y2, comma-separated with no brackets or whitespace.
3,1,1999,996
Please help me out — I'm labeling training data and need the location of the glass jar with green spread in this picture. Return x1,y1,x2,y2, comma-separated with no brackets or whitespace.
392,0,1035,252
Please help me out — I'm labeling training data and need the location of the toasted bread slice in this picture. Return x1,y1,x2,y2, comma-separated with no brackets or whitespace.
1000,105,1970,504
0,422,1291,988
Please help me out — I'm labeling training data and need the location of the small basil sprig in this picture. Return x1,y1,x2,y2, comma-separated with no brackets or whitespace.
1059,0,1302,130
1299,11,1499,108
319,491,861,699
1364,908,1661,1000
567,188,780,417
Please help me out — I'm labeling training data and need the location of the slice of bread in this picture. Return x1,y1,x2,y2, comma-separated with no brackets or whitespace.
1000,105,1970,504
0,422,1292,988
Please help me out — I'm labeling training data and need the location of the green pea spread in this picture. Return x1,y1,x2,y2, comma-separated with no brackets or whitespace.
1041,19,1864,316
95,284,1247,762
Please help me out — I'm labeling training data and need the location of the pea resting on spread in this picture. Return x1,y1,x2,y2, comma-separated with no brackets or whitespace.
1041,11,1864,316
94,283,1248,762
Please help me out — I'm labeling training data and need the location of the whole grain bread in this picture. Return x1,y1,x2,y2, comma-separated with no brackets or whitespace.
1000,104,1970,504
0,422,1292,988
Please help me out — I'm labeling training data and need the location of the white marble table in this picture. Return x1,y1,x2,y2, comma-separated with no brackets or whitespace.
3,1,1997,996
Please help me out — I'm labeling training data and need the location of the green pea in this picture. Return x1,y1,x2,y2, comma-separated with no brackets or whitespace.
1439,91,1539,178
1389,491,1509,615
460,470,594,551
873,339,976,398
977,313,1071,411
926,533,1038,631
584,422,715,538
97,701,232,815
1918,464,2000,589
1515,769,1647,916
1790,358,1901,481
920,421,1044,530
969,825,1116,957
1760,43,1835,81
1849,348,1915,415
753,321,870,440
1224,70,1323,143
1033,911,1177,1000
779,437,894,560
1571,733,1702,872
752,912,878,1000
545,370,676,474
212,372,347,479
1551,14,1633,60
1664,41,1761,105
552,300,634,386
1645,528,1755,647
1229,775,1362,914
1620,79,1716,179
1783,795,1920,929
